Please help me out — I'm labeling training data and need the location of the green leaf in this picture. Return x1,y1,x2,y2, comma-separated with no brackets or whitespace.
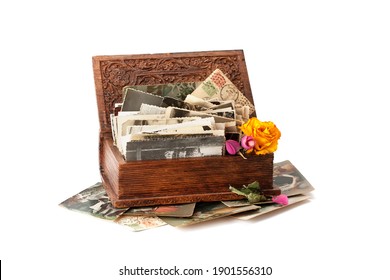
246,181,260,191
229,185,247,197
229,181,267,203
247,193,266,203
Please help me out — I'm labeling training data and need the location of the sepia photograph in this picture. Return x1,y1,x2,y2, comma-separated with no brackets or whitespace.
273,160,315,196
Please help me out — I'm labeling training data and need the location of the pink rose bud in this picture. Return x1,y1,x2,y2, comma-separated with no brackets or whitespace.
241,135,255,150
225,140,241,155
272,194,289,206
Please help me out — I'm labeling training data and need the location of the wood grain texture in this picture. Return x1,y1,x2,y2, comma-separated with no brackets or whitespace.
100,138,278,208
93,50,253,134
93,50,278,208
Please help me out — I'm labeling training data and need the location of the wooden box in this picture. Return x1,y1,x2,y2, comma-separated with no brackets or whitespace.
93,50,275,208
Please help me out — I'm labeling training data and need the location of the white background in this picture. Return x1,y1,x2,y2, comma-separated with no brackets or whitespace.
1,1,389,279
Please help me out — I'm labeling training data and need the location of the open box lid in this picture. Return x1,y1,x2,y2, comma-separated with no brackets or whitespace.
92,50,254,135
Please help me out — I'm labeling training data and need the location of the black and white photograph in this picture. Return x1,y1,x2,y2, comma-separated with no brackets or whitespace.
59,182,128,220
125,135,225,161
121,88,164,112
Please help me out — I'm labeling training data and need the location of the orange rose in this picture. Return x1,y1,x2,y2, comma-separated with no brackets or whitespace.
239,118,281,155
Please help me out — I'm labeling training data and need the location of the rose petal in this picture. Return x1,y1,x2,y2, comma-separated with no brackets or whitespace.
241,135,255,150
225,140,241,155
272,194,289,206
239,118,281,155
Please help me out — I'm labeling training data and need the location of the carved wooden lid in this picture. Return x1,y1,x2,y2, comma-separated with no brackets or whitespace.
93,50,253,134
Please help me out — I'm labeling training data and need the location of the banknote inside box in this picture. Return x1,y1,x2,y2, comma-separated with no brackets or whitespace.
93,50,276,208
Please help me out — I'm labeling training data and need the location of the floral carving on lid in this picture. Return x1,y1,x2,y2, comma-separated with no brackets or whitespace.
95,52,251,132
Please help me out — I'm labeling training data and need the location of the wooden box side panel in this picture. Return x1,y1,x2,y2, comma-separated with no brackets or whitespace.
93,50,253,134
99,138,121,198
100,139,275,207
117,155,274,198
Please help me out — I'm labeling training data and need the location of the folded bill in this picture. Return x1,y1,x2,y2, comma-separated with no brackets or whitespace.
189,69,255,115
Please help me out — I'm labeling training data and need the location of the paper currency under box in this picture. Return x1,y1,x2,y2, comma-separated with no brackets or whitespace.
93,50,280,208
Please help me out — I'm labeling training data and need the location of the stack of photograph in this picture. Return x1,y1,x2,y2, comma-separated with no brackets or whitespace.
110,69,253,161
